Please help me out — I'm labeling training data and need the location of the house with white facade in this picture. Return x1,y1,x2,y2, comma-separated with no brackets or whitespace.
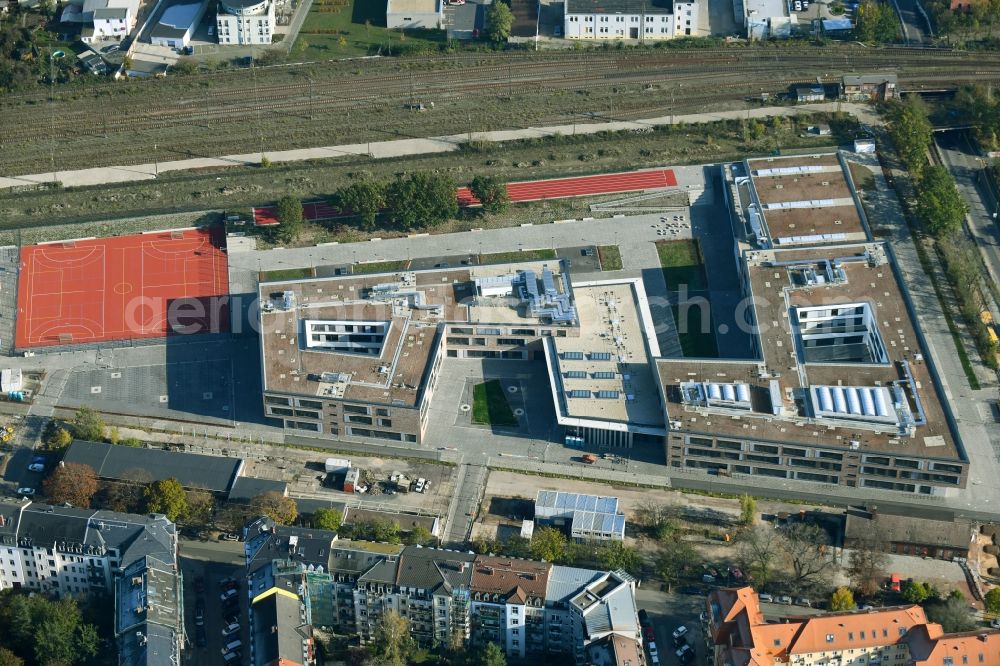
563,0,698,40
60,0,140,44
216,0,275,44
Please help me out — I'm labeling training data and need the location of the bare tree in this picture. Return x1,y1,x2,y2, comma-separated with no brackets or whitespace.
783,523,835,592
846,520,889,597
634,501,679,541
737,525,784,590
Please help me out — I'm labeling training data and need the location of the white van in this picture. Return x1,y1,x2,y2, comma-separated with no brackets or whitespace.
222,623,240,636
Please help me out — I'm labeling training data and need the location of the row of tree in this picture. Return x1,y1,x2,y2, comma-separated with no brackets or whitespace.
854,0,901,44
269,172,511,242
0,592,100,666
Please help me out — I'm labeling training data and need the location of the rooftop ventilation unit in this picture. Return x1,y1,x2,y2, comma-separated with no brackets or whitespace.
680,381,752,411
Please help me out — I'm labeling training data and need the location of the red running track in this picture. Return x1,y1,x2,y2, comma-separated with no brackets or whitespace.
253,167,677,225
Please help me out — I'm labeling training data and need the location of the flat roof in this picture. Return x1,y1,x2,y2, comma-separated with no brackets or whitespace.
658,243,963,459
566,0,674,14
545,279,665,431
745,153,868,247
259,261,576,406
387,0,438,13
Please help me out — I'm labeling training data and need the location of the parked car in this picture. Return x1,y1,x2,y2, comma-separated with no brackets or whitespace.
553,24,562,36
194,576,205,593
794,597,812,607
644,625,654,641
207,25,215,36
219,577,238,588
729,566,744,580
672,626,688,640
758,593,774,603
223,652,240,663
638,609,650,626
414,478,426,493
222,623,240,637
647,642,657,658
220,589,238,603
220,532,239,542
16,487,35,496
777,595,793,605
991,619,1000,629
676,644,695,665
27,463,44,473
702,574,716,584
195,625,207,648
680,586,703,595
860,605,874,611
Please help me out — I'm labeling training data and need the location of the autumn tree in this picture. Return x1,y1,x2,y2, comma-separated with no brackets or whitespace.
42,463,98,508
385,172,458,230
739,494,757,527
469,175,510,215
249,491,298,525
530,526,568,563
311,507,343,531
369,610,415,666
72,407,105,441
985,586,1000,615
829,586,856,611
635,501,679,541
144,478,189,522
406,525,435,546
185,488,215,525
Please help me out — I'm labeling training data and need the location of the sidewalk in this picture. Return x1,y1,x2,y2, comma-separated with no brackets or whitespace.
0,102,879,190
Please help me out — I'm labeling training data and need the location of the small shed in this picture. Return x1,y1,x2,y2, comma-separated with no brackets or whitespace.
854,139,876,154
0,369,23,392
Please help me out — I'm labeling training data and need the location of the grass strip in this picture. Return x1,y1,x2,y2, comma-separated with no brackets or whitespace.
597,244,623,271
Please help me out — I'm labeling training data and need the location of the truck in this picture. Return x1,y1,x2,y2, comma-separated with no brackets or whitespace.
325,458,351,474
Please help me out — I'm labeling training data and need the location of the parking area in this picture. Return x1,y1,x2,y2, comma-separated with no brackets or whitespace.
181,552,247,665
636,586,707,666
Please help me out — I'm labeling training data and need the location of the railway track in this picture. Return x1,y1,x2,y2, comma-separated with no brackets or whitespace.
3,46,1000,176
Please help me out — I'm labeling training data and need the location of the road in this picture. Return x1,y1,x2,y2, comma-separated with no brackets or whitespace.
934,130,1000,302
892,0,932,45
443,463,489,548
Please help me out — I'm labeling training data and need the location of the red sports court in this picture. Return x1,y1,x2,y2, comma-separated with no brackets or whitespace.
252,167,678,225
16,227,230,349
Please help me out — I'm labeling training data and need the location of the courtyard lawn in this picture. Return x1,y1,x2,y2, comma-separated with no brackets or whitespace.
597,244,623,271
353,259,410,274
259,267,316,281
672,300,719,358
472,380,519,427
657,239,709,291
479,249,557,265
297,0,449,60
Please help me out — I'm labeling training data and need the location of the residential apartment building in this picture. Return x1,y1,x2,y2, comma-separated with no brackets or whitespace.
841,74,898,102
216,0,275,45
249,587,316,666
0,499,182,666
242,516,640,663
706,586,1000,666
563,0,699,40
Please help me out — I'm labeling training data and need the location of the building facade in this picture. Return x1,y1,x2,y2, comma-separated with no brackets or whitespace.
242,517,640,664
0,499,182,666
563,0,699,40
216,0,275,45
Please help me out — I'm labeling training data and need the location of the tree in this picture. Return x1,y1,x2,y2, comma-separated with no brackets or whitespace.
185,488,215,525
917,165,967,238
846,522,889,597
485,0,514,43
42,463,98,508
783,523,834,591
739,494,756,527
350,518,401,543
47,427,73,449
144,478,189,522
597,541,642,576
385,172,458,230
855,0,899,43
887,96,932,177
926,596,977,633
829,586,856,611
655,540,699,590
406,525,435,546
984,586,1000,615
275,195,304,242
338,179,385,231
635,501,680,541
469,175,510,215
530,526,568,563
901,580,930,604
312,507,343,531
473,642,506,666
249,491,298,525
0,647,23,666
369,610,415,666
72,407,105,441
737,525,783,590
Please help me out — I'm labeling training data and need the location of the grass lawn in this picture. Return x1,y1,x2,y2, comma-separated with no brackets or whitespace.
597,245,622,271
297,0,448,59
657,239,708,291
479,249,557,265
353,259,410,274
672,301,719,358
471,380,519,427
259,267,316,281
